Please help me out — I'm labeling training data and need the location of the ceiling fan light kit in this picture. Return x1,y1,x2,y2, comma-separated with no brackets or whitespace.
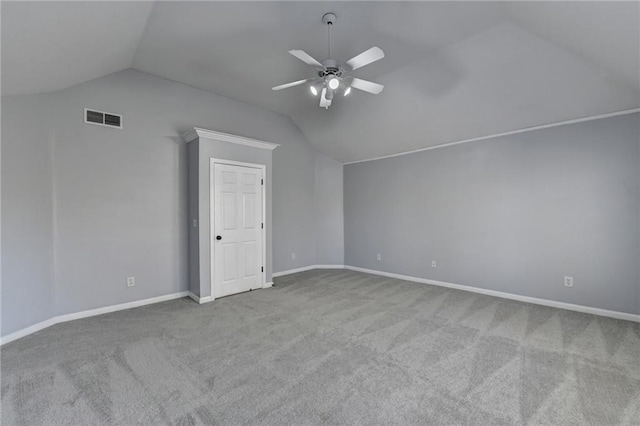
272,12,385,109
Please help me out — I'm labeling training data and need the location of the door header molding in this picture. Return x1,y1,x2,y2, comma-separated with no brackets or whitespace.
182,127,280,151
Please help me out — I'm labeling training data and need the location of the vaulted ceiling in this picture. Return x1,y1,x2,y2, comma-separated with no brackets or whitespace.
3,1,639,162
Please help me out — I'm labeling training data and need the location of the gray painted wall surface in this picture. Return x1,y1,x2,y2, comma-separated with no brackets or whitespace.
1,95,55,335
2,69,343,337
272,130,317,273
345,114,640,315
315,153,344,265
50,69,334,315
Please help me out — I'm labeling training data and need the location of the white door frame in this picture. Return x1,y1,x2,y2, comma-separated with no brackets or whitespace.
210,158,267,299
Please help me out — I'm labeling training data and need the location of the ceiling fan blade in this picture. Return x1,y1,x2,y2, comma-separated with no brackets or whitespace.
350,78,384,94
272,79,310,91
289,50,323,67
345,46,385,71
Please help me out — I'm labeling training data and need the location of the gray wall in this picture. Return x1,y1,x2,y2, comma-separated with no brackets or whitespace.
315,153,344,265
272,129,317,272
345,113,640,315
1,95,55,335
2,69,344,337
49,69,335,315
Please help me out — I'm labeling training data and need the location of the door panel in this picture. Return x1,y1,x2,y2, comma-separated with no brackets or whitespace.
222,243,237,282
214,163,263,298
244,241,257,277
222,192,236,229
243,193,256,229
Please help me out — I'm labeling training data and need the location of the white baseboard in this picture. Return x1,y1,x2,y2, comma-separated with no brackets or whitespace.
344,265,640,323
0,318,58,346
315,264,346,270
56,292,189,323
6,265,635,345
272,264,344,278
263,282,274,288
188,292,214,304
272,265,316,277
1,291,189,346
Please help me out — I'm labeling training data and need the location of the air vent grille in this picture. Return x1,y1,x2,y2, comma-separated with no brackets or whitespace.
104,114,121,127
86,110,103,124
84,108,123,129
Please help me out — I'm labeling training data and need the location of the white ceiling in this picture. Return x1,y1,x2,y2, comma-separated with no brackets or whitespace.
3,1,639,162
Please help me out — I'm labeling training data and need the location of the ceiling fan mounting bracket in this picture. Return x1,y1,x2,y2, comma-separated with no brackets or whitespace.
322,13,337,25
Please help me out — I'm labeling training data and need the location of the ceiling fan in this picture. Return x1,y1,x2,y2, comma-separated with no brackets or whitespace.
272,13,385,109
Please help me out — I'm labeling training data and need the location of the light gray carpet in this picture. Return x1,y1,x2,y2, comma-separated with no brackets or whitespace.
2,269,639,425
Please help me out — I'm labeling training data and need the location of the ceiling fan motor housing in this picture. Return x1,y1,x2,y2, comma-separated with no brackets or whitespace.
319,59,343,78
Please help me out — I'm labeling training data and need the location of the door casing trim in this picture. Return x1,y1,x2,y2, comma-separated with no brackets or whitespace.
210,158,267,300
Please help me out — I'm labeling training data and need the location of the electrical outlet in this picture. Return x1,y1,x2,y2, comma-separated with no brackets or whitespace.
127,277,135,287
192,219,197,228
291,252,296,260
564,276,573,287
431,260,437,268
376,253,382,261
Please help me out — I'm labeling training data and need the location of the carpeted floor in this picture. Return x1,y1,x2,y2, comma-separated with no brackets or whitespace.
2,269,639,425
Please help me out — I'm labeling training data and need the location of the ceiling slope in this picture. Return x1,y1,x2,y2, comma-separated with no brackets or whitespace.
2,2,638,162
133,1,507,117
1,1,153,96
507,1,640,90
293,21,640,162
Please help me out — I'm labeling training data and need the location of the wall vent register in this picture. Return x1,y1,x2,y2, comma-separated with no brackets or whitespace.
84,108,123,129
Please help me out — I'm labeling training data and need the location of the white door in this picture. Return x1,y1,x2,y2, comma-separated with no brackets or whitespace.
213,163,264,298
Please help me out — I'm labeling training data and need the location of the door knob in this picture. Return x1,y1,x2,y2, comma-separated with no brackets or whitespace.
216,235,222,240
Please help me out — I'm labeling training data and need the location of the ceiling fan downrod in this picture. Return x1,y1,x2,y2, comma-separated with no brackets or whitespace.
323,13,336,59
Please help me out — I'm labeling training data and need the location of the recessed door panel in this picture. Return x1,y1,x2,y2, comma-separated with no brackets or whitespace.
213,162,264,298
244,173,256,186
222,171,236,184
222,243,237,282
222,192,236,230
244,241,257,278
243,193,256,229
